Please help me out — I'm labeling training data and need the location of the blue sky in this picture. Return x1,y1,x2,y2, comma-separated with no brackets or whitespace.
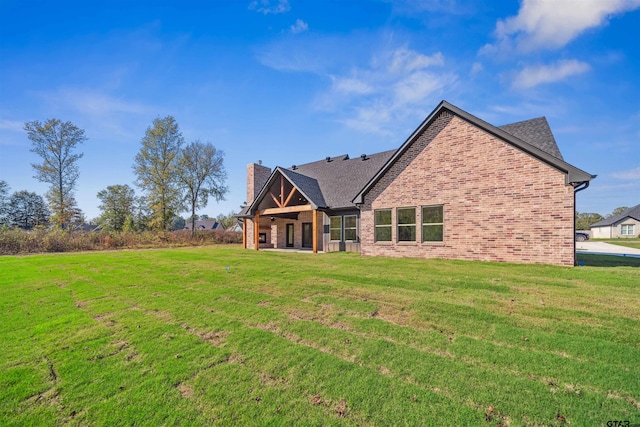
1,0,639,221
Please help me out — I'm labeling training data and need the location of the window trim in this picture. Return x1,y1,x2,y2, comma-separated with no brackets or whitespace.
343,214,358,242
374,208,392,242
621,224,635,236
329,216,342,242
421,204,444,243
396,206,416,242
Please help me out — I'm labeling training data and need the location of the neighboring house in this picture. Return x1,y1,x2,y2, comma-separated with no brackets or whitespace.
183,220,224,231
238,101,595,266
590,204,640,238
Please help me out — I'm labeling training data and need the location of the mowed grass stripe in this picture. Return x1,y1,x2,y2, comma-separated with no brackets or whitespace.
1,246,638,425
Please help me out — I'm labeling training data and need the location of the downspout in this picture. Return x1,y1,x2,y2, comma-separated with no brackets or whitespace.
573,181,590,266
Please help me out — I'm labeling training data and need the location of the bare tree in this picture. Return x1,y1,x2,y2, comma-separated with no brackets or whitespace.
176,140,227,236
25,119,86,228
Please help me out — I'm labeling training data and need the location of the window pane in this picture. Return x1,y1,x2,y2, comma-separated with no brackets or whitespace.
345,229,357,241
330,229,341,241
375,209,391,225
397,208,415,225
423,224,443,242
398,225,416,241
375,226,391,241
344,215,357,228
422,206,443,223
330,216,341,228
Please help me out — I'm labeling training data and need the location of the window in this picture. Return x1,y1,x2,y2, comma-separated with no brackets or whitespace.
330,216,342,241
422,205,443,242
621,224,635,236
397,207,416,242
344,215,357,241
374,209,392,242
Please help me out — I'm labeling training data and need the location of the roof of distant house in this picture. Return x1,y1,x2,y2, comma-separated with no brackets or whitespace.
183,220,223,230
591,204,640,227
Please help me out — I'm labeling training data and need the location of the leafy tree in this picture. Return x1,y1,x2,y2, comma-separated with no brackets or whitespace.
198,214,210,220
7,190,50,229
170,215,186,231
96,184,137,231
609,206,628,217
133,116,184,230
25,119,86,228
216,211,239,230
576,212,604,230
176,140,227,236
0,180,10,226
122,215,136,233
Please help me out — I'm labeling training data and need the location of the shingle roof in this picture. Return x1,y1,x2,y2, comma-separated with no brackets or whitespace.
243,100,594,215
498,117,564,160
590,204,640,227
278,167,327,208
290,151,395,210
184,220,223,230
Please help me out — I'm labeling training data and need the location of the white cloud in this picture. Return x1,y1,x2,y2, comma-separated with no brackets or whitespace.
393,71,451,105
0,119,25,132
470,62,483,75
331,76,374,95
46,89,151,116
612,167,640,180
512,59,590,89
389,0,472,15
489,0,640,53
388,48,444,73
290,19,308,34
326,48,452,133
258,33,454,134
248,0,290,15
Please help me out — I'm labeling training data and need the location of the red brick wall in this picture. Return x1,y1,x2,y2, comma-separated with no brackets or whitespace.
247,163,271,206
360,111,575,266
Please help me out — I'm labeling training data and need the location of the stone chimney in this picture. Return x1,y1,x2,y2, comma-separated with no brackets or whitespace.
247,161,271,205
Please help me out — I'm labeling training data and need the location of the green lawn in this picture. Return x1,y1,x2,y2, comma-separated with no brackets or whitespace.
1,246,639,426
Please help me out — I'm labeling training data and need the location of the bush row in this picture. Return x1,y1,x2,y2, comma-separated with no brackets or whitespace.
0,228,242,255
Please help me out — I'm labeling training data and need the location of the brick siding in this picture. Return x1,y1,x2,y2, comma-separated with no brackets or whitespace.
247,163,271,206
360,112,575,266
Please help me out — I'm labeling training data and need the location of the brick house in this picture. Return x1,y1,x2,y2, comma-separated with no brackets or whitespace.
238,101,595,266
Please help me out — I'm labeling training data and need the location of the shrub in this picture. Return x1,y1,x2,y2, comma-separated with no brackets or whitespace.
0,228,242,255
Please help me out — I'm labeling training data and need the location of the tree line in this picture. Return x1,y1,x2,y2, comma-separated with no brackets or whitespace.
575,207,629,231
1,116,229,237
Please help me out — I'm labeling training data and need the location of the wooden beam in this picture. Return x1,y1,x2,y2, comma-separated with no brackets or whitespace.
280,175,285,207
282,187,297,207
242,219,246,249
312,209,318,254
254,213,260,251
269,192,283,208
258,205,312,215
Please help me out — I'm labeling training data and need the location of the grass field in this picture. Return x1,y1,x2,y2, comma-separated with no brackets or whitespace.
1,246,639,426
